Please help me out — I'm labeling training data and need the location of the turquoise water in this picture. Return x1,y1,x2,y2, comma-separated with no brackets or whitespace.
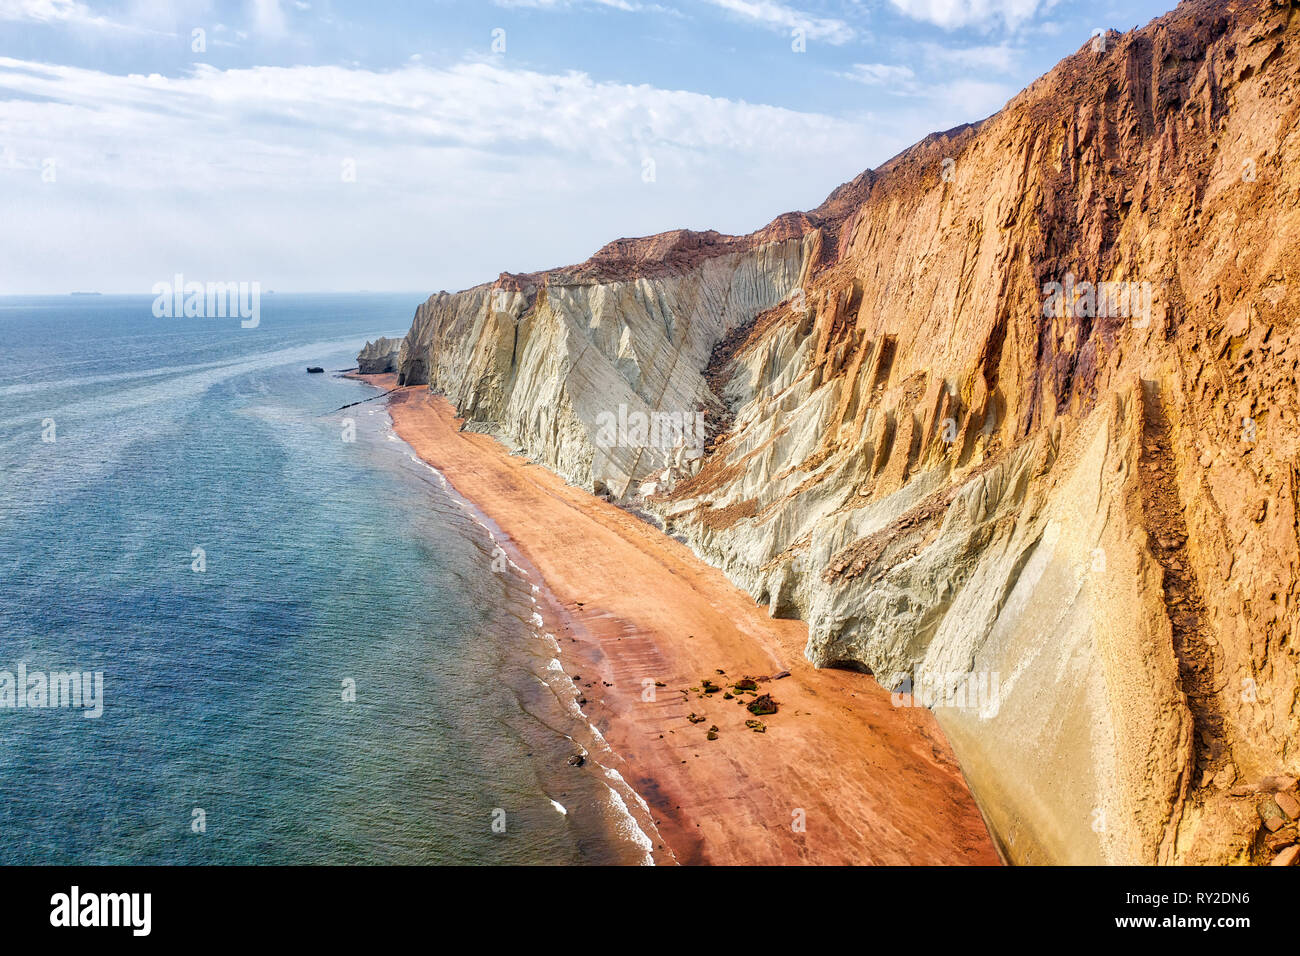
0,294,651,864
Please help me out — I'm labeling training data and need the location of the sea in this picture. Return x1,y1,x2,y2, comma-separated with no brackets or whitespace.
0,293,654,865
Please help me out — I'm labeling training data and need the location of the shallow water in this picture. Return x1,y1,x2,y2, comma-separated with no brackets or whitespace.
0,294,649,864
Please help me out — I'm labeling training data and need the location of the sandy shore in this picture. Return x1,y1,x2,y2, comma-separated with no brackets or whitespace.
366,375,1000,865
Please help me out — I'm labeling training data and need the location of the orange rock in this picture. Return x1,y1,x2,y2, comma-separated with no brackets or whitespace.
1275,791,1300,821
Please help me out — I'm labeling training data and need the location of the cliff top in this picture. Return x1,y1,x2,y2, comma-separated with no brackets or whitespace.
450,0,1270,296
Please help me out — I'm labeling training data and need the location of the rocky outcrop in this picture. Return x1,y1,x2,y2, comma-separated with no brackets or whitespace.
357,337,401,374
395,218,842,498
393,0,1300,864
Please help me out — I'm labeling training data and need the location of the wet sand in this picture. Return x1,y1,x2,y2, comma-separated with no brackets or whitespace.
369,375,1000,865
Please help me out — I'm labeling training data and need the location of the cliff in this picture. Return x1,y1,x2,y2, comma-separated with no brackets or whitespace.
357,337,401,374
393,0,1300,864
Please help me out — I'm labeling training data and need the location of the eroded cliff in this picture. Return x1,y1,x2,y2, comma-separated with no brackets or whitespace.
391,0,1300,864
357,337,401,374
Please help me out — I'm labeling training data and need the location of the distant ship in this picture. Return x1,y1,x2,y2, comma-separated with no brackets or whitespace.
69,291,102,296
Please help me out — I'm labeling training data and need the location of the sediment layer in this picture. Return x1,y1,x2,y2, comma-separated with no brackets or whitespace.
389,0,1300,863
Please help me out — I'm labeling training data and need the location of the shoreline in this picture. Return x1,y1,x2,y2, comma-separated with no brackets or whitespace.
359,373,1000,865
381,400,670,864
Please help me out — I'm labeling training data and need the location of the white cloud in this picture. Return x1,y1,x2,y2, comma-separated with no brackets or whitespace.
0,0,115,28
887,0,1045,31
0,56,878,183
493,0,645,10
702,0,856,44
249,0,288,37
840,59,1011,121
917,40,1017,72
0,0,78,21
0,55,890,292
841,62,916,87
3,0,216,35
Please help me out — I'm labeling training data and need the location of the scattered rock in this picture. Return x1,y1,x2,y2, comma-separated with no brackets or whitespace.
745,719,766,733
1260,798,1286,831
706,729,718,740
687,712,707,724
1275,790,1300,820
567,754,585,767
1272,845,1299,867
747,694,779,716
772,670,791,680
1265,827,1297,852
733,678,758,692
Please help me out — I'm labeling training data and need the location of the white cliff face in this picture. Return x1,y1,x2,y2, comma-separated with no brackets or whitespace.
659,357,1192,864
398,233,816,497
390,0,1300,866
655,0,1300,866
357,337,401,374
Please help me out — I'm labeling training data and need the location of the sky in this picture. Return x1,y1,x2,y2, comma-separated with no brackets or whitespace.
0,0,1177,294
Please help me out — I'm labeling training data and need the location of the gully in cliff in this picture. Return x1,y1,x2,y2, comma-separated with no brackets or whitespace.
3,0,1294,935
372,0,1300,869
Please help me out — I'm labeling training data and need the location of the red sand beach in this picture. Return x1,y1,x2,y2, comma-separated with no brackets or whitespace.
368,375,1000,865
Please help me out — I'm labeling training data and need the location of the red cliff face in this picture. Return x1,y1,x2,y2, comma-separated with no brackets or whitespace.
395,0,1300,863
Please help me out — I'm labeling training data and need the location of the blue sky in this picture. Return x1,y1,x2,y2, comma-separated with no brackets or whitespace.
0,0,1175,293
